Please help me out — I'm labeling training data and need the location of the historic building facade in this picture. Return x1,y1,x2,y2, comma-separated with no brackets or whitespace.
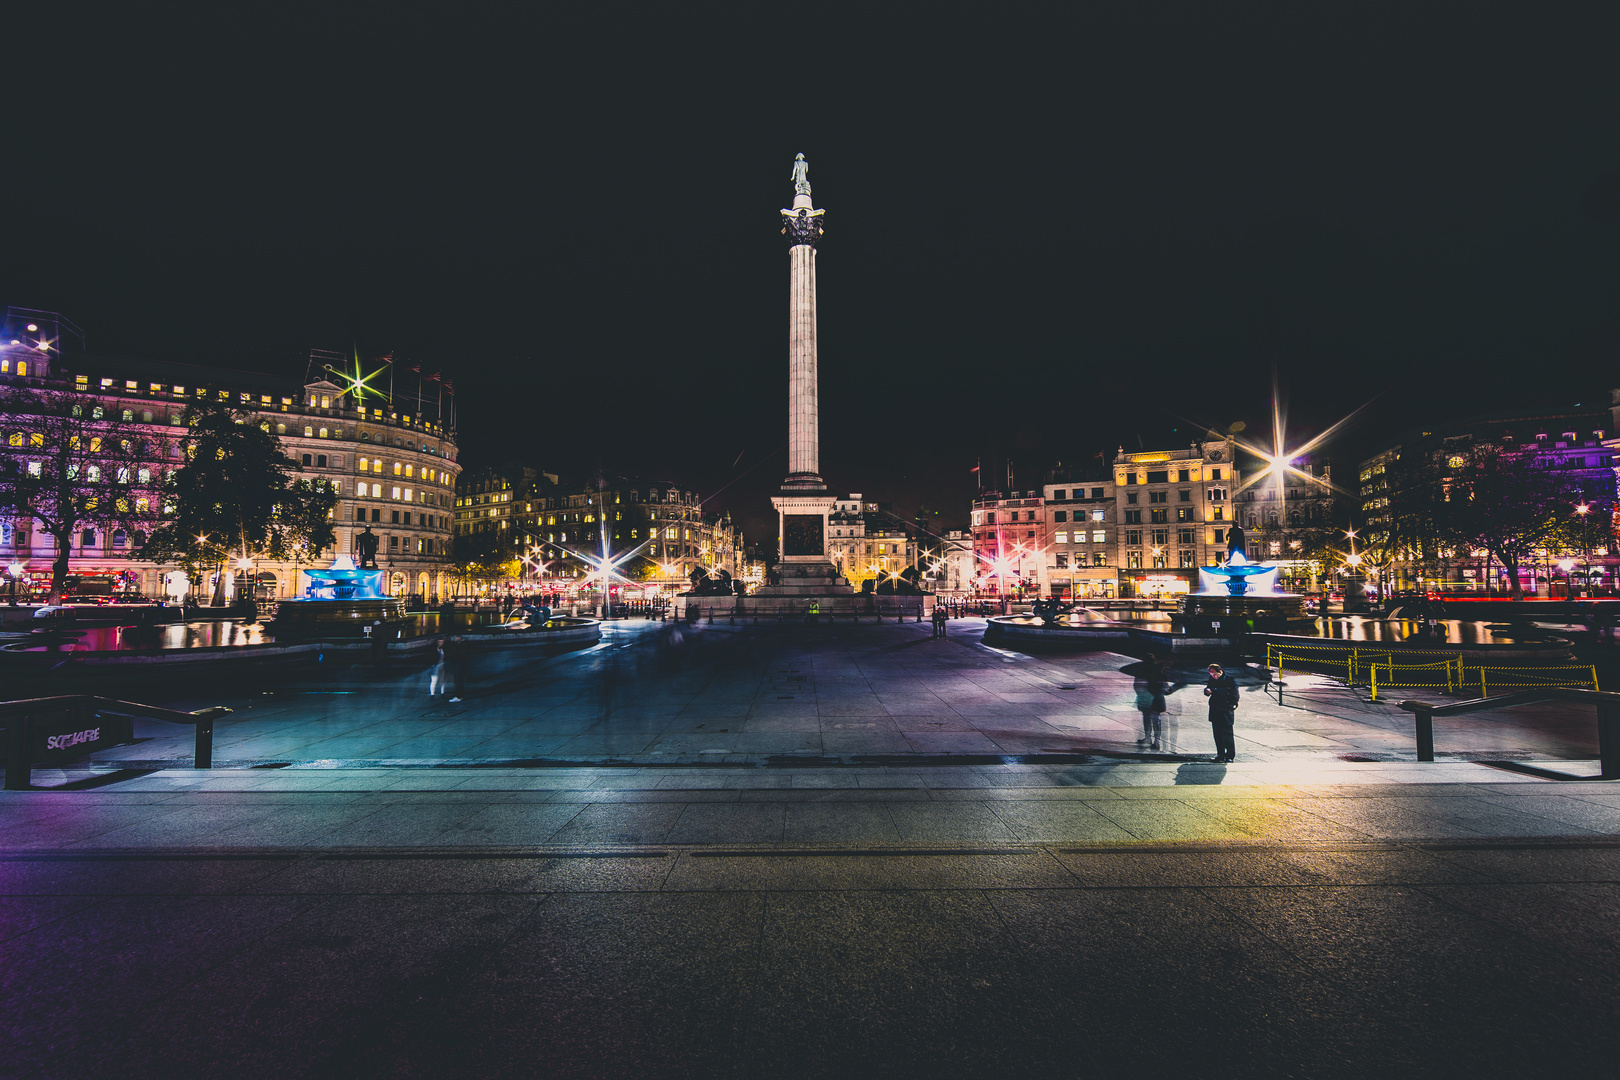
827,493,916,588
0,310,459,601
1362,403,1619,596
970,490,1047,599
457,471,743,593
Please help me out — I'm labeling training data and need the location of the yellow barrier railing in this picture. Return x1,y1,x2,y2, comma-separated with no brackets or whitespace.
1463,664,1599,696
1268,644,1598,702
1267,643,1396,687
1368,658,1464,701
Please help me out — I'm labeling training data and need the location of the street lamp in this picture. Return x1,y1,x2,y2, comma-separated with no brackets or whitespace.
7,561,23,606
1576,503,1591,597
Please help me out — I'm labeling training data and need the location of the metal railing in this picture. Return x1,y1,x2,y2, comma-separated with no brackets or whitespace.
1399,688,1620,778
1269,642,1599,704
2,695,230,789
1368,658,1465,701
1267,643,1394,703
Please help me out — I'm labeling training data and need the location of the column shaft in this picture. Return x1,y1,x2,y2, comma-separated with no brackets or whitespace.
788,243,818,479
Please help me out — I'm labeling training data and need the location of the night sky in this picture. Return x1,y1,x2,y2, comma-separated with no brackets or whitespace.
7,5,1620,544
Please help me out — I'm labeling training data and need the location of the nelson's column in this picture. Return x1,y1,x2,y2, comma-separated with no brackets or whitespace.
764,154,853,597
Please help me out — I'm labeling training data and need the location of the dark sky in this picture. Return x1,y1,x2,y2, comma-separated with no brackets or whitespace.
7,4,1620,544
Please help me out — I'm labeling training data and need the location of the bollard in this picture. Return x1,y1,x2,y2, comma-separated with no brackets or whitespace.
194,714,214,769
1598,699,1620,780
1413,705,1435,762
4,711,28,790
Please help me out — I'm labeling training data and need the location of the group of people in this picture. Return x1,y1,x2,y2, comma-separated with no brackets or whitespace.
1133,654,1241,761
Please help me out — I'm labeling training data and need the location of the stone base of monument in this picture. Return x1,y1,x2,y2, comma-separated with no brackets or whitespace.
676,566,928,621
1174,593,1314,635
753,563,856,598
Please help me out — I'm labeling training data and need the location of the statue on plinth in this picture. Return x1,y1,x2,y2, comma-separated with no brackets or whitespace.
1225,522,1246,561
356,526,380,569
791,152,811,196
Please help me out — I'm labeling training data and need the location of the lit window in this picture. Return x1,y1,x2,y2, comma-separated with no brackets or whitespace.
404,489,413,502
1055,532,1068,544
392,486,401,500
15,362,25,376
304,426,313,437
319,428,328,438
126,380,138,391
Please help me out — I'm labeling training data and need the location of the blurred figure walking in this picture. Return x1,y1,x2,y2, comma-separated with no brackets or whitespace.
1134,653,1167,750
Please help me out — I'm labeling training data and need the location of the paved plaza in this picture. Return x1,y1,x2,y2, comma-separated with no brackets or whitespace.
71,618,1604,771
6,619,1620,1077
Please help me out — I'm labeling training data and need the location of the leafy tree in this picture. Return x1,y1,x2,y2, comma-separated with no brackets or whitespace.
449,529,515,592
142,407,335,602
0,387,167,602
1438,444,1589,600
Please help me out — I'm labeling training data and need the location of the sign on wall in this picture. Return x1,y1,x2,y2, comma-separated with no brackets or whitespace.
27,712,135,765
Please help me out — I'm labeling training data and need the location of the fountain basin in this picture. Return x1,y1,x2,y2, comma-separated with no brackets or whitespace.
0,615,602,679
1175,593,1313,634
269,596,410,638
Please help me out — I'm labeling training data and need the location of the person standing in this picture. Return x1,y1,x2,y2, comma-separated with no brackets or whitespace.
1203,662,1239,762
1134,654,1167,750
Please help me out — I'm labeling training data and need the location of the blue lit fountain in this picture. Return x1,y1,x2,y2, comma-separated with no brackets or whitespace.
270,554,410,637
1177,526,1310,633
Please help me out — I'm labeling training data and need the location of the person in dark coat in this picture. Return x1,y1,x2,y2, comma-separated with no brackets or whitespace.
1203,663,1240,762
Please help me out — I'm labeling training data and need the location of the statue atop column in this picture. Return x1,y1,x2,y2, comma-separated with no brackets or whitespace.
791,153,811,196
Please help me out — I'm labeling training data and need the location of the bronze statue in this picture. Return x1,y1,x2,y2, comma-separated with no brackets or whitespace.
356,526,380,569
791,153,811,196
1225,523,1247,561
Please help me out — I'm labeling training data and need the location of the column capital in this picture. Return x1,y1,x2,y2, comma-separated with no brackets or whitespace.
780,207,825,248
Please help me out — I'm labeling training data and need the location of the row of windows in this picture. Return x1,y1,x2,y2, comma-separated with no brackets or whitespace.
351,532,437,555
1,526,142,548
354,508,446,528
1119,468,1225,484
1124,508,1196,524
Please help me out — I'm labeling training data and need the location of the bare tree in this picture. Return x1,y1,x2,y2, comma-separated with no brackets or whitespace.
0,387,169,602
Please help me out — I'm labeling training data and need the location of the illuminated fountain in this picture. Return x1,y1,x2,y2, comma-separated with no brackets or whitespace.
1175,527,1311,633
269,554,410,637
